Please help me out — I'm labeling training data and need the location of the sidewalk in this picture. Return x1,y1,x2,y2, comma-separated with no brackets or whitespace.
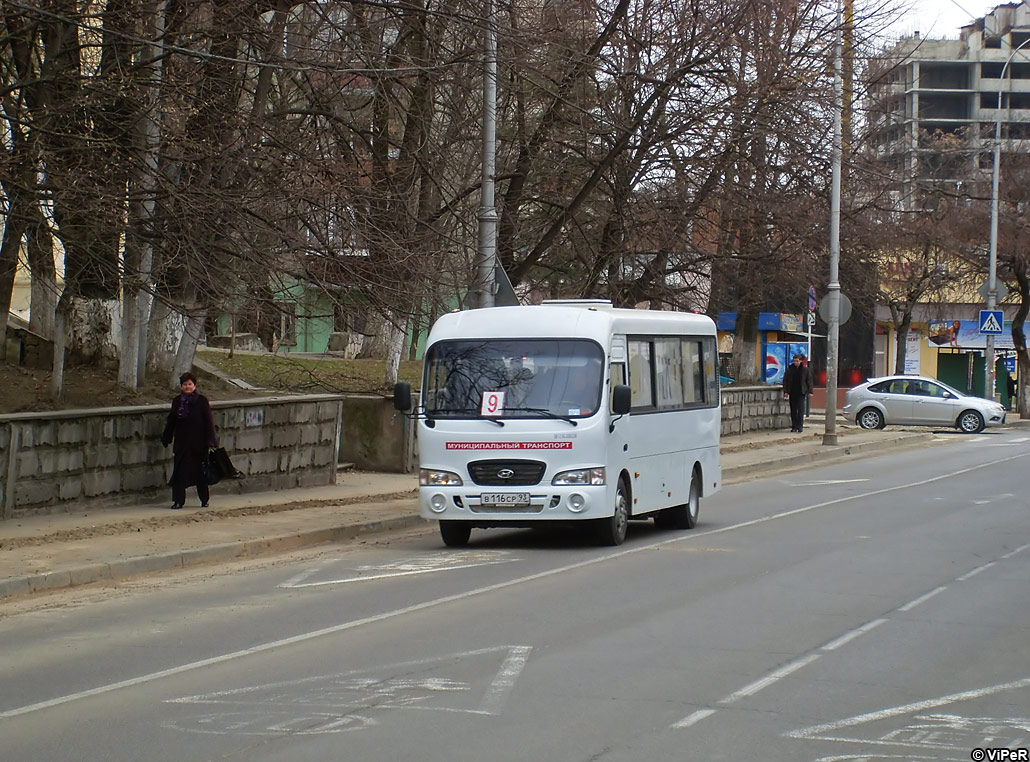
0,419,973,602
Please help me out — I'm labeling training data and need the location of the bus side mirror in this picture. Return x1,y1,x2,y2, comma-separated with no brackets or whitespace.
611,384,631,415
393,382,412,412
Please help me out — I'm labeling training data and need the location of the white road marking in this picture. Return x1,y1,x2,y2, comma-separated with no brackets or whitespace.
674,545,1027,731
279,552,517,588
720,654,822,704
793,479,870,486
671,708,717,728
1001,543,1030,559
786,676,1030,741
805,755,964,761
162,646,533,735
821,619,888,651
282,560,516,587
7,449,1029,722
477,646,532,715
280,566,323,588
897,586,948,612
956,561,996,581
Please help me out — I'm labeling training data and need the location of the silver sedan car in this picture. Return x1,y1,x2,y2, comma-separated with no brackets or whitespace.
842,375,1007,433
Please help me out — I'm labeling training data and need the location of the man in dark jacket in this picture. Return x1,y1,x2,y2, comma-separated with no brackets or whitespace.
782,353,814,433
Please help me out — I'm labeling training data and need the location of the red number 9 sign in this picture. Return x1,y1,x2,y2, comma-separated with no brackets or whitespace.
480,391,505,416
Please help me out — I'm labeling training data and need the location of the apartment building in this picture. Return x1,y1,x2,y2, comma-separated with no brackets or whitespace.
868,2,1030,208
865,3,1030,388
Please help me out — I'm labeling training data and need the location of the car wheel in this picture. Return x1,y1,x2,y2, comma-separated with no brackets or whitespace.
857,407,884,430
957,409,985,434
654,468,700,530
596,477,629,546
439,520,472,547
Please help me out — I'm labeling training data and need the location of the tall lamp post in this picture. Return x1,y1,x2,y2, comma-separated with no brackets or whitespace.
823,1,844,446
985,37,1030,399
475,0,499,309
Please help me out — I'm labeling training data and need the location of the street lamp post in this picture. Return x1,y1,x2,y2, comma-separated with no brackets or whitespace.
985,37,1030,399
475,0,499,309
823,2,844,446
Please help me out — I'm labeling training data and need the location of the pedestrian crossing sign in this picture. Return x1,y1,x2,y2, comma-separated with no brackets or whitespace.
979,310,1004,335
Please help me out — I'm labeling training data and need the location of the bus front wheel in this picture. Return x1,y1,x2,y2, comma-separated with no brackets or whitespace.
595,477,629,546
439,520,471,547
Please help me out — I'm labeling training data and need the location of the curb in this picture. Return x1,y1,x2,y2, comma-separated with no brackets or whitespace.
0,514,430,603
0,431,938,603
722,432,934,484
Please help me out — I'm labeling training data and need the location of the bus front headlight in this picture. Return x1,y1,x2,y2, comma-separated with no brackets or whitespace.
420,469,463,487
552,467,605,486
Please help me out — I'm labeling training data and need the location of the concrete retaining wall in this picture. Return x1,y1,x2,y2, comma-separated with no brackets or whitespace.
4,326,54,369
720,385,791,436
1,395,344,519
338,395,417,474
0,387,786,519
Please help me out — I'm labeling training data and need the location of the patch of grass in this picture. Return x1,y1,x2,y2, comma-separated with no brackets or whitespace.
197,350,423,394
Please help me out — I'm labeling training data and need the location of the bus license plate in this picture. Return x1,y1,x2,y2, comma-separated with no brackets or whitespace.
480,492,531,507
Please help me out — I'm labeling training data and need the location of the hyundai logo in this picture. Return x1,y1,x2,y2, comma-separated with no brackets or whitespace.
497,468,515,480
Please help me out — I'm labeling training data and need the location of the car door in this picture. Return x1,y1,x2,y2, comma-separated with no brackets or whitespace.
876,379,915,423
908,379,958,426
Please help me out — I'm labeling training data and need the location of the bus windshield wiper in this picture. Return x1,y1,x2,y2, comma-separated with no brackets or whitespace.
503,407,578,426
427,407,505,425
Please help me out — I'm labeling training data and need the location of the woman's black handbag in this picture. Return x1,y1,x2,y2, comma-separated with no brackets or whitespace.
201,451,223,485
202,448,242,485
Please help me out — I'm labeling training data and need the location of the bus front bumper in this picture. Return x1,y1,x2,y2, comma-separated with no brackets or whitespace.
418,484,611,523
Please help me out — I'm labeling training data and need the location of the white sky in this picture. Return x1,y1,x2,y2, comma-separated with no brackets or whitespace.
892,0,1022,38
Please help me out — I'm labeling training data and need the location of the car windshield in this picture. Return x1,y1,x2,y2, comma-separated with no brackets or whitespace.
932,380,967,397
423,339,605,419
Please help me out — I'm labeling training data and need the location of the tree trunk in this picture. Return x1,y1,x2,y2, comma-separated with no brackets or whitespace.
1011,269,1029,417
407,302,422,361
134,0,167,387
893,316,913,375
27,206,57,340
1018,355,1029,418
384,312,408,386
50,292,70,400
145,297,175,376
118,243,141,389
171,308,207,388
0,206,28,362
731,311,761,384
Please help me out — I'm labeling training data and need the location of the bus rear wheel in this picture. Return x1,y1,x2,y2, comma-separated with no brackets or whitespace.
439,520,471,547
595,477,629,546
655,470,700,530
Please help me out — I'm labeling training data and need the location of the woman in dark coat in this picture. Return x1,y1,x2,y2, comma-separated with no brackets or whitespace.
161,372,217,510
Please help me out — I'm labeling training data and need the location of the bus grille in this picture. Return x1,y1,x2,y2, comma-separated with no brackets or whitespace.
468,459,546,486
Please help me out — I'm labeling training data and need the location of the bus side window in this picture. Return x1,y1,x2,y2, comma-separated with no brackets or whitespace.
628,340,654,409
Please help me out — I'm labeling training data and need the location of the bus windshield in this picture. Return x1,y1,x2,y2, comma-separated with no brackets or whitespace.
423,339,605,419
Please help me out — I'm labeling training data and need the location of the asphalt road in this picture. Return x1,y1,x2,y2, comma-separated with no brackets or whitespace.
2,428,1029,762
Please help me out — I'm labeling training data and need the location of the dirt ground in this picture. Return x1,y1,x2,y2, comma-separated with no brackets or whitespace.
0,360,265,415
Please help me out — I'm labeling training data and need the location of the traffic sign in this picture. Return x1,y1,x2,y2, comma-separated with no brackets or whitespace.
978,280,1009,302
818,292,852,325
806,311,816,327
808,285,817,312
979,310,1004,335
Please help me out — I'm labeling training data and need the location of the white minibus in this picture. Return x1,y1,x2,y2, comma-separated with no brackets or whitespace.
394,300,721,547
